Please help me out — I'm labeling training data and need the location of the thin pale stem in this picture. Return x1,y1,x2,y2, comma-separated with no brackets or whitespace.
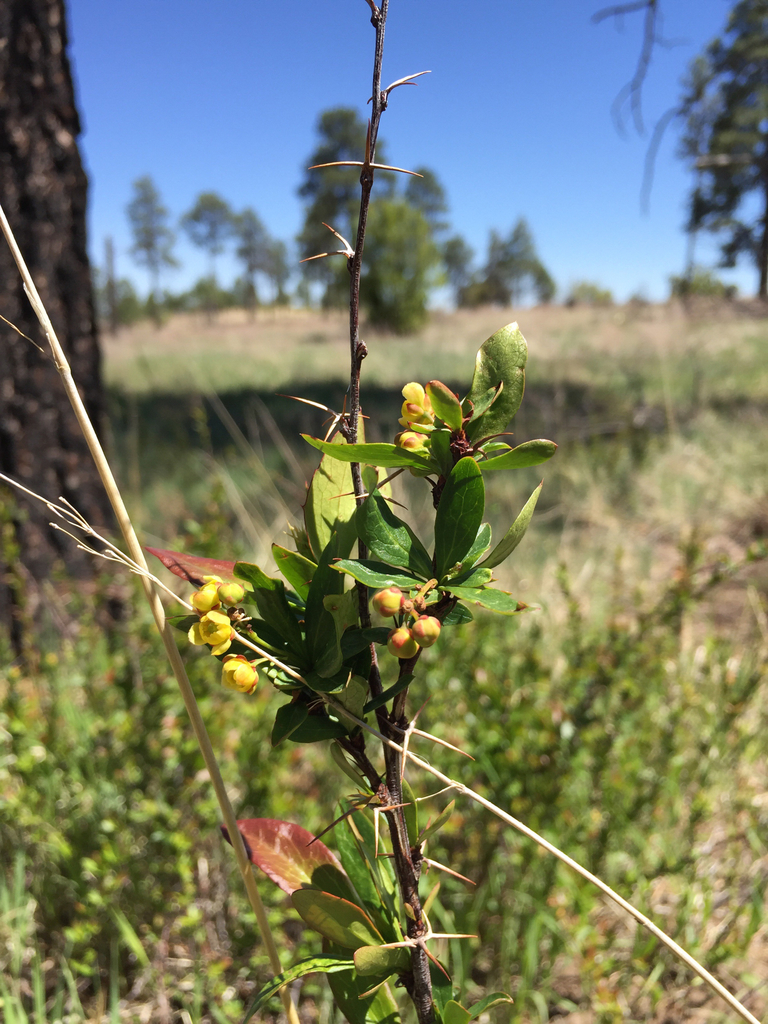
0,204,300,1024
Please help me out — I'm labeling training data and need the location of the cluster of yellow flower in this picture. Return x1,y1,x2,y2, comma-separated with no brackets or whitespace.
187,577,259,694
394,382,434,452
372,587,442,660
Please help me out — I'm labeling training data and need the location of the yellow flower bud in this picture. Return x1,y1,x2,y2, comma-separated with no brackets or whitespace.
191,582,221,613
395,430,427,451
217,582,245,606
221,655,259,694
387,626,419,659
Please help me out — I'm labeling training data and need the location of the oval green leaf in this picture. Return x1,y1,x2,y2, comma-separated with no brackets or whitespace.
356,492,433,578
272,544,316,601
333,560,423,591
426,380,463,431
304,434,358,561
243,956,355,1023
479,439,557,472
466,323,528,440
291,889,384,950
434,458,485,579
354,944,411,977
448,586,527,615
303,436,437,471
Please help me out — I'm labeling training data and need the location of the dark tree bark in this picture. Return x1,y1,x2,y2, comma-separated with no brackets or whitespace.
0,0,111,647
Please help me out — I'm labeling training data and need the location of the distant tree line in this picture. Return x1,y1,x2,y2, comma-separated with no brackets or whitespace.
96,107,559,334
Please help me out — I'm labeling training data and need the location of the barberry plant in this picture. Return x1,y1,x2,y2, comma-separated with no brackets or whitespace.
150,316,556,1023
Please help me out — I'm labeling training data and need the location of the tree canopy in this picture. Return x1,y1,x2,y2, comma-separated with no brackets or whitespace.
181,191,234,280
127,175,177,301
461,219,555,307
679,0,768,298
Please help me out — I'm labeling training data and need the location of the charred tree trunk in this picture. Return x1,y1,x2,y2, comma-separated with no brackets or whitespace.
0,0,112,649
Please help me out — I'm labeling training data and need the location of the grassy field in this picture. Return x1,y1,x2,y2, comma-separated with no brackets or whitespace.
4,301,768,1023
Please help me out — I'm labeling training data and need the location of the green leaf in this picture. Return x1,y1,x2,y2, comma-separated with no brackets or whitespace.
466,322,528,440
168,613,198,633
443,1001,472,1024
271,702,309,746
304,434,358,561
467,382,502,422
449,586,527,615
479,441,512,453
234,562,306,661
341,627,391,657
292,889,384,950
478,483,542,569
426,381,463,431
303,667,350,693
429,429,454,476
356,492,433,578
334,674,369,725
462,523,492,569
304,536,346,678
363,674,414,714
330,741,371,790
465,992,514,1019
445,567,493,589
327,956,401,1024
430,961,454,1014
303,436,437,471
272,544,316,601
289,715,350,743
333,560,423,591
417,800,455,846
323,590,360,650
441,603,473,625
354,945,411,977
479,439,557,472
334,814,393,936
243,956,355,1022
434,458,485,579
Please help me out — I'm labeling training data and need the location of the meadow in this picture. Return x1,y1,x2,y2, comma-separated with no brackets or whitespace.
3,300,768,1023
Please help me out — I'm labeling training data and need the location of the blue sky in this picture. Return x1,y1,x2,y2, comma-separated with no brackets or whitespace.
66,0,750,303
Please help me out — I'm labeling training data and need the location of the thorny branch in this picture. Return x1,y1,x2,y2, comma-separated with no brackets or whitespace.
334,2,437,1020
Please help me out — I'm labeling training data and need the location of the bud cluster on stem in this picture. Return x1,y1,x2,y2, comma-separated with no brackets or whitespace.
373,586,442,659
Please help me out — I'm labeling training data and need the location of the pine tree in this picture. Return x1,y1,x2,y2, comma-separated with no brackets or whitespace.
233,207,270,316
679,0,768,298
126,176,177,306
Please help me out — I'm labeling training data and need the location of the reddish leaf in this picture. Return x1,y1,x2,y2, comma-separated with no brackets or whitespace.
146,546,238,586
221,818,345,895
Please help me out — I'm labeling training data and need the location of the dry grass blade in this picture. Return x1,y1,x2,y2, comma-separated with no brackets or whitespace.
0,311,45,352
0,203,301,1024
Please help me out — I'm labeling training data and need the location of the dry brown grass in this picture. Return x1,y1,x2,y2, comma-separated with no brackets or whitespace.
102,301,768,398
